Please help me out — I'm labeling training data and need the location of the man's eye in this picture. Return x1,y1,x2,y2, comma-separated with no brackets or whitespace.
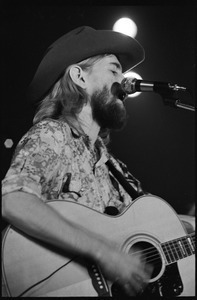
111,70,117,75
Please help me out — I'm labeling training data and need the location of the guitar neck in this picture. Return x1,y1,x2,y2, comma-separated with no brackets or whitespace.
161,232,195,264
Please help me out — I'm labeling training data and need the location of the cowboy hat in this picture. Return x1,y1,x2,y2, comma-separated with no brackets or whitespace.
27,26,145,102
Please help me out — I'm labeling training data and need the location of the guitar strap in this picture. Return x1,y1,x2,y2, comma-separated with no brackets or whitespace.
86,159,146,296
106,159,145,200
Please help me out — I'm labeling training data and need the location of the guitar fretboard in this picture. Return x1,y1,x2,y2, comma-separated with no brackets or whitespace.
161,233,195,264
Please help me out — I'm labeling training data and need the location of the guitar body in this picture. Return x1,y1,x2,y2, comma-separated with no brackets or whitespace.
2,195,195,297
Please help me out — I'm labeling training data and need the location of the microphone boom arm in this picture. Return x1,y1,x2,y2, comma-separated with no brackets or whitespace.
163,97,195,111
174,100,195,112
157,89,195,112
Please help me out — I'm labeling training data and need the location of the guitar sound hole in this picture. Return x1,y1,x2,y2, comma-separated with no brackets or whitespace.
128,241,162,279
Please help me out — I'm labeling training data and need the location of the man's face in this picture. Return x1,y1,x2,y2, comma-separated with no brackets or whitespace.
85,55,128,129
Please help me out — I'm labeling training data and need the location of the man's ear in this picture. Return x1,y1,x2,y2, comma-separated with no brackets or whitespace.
69,65,87,88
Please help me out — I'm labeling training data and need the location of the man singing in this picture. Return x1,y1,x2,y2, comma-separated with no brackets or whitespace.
2,26,152,296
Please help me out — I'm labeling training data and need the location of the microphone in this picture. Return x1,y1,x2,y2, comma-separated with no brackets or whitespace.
121,77,187,95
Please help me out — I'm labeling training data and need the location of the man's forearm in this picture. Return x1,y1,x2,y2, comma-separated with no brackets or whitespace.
2,191,105,261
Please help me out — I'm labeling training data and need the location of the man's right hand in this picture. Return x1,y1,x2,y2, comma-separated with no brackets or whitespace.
95,242,153,296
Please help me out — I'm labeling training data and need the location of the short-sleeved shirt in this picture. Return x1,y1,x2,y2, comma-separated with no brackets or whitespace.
2,119,141,213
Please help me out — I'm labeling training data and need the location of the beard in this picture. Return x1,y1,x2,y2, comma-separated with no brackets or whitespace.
91,85,127,130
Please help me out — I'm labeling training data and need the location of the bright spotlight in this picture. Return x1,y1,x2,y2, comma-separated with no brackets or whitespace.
124,71,142,98
113,17,137,38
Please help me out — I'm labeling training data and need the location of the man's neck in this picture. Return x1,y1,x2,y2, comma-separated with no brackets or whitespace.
77,104,100,145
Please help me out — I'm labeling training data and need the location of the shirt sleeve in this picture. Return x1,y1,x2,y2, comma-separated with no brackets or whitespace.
2,119,67,201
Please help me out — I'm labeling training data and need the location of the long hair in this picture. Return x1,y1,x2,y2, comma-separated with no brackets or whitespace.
33,54,110,143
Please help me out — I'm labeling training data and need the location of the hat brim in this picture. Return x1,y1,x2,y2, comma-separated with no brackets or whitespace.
27,26,145,103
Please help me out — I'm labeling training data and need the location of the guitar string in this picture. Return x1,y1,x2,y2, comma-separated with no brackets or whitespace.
134,242,195,262
130,234,195,259
127,232,195,266
143,243,194,262
142,243,195,265
16,256,78,297
129,239,195,265
131,241,195,261
124,233,195,262
132,248,192,267
139,241,195,259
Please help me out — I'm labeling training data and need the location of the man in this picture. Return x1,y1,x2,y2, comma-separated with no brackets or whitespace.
2,26,152,297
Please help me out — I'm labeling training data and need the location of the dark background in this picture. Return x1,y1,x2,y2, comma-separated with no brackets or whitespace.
1,1,195,216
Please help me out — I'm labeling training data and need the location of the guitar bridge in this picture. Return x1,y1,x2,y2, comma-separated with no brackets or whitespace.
87,262,111,296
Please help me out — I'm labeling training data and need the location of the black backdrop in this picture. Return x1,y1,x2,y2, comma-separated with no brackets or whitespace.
1,1,195,216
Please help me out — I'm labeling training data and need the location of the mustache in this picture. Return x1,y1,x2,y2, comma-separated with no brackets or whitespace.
111,82,127,101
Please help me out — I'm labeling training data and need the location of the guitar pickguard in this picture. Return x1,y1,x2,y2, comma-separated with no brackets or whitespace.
111,263,183,297
143,263,183,297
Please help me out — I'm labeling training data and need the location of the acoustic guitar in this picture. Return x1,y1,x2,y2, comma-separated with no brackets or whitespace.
2,195,195,297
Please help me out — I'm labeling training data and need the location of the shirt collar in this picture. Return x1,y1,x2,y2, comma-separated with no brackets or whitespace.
69,123,109,166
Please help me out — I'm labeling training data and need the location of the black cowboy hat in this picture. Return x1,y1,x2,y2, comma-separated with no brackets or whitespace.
27,26,145,103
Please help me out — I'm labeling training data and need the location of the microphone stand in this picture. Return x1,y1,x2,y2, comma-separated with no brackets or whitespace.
174,101,195,112
157,85,195,112
162,96,195,112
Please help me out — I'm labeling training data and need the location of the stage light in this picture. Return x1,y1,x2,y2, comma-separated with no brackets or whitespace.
4,138,14,149
113,17,137,38
124,71,142,98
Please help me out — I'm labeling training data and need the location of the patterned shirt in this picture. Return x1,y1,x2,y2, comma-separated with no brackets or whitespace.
2,119,142,213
